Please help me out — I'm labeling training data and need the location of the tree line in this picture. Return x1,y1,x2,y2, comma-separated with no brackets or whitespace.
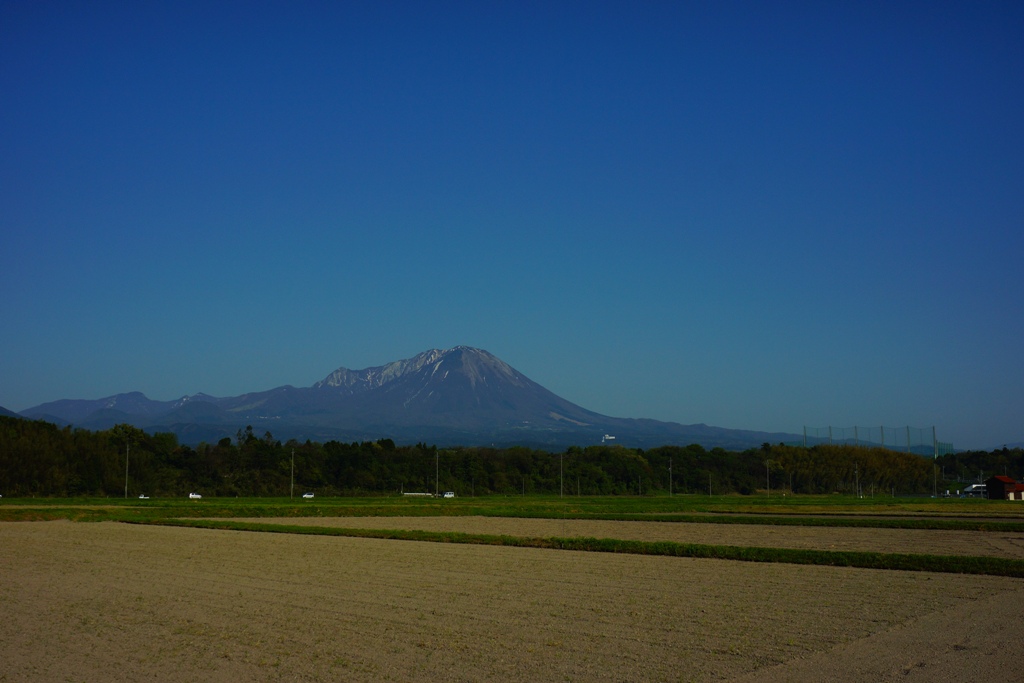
0,416,992,498
935,447,1024,487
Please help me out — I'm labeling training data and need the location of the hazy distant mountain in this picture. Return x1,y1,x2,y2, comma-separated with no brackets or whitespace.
21,346,800,449
0,405,22,419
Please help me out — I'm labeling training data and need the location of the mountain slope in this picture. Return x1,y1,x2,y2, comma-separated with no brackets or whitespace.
23,391,175,423
0,405,23,419
20,346,800,448
306,346,606,430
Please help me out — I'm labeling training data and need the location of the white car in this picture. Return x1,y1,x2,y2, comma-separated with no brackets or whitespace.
443,491,455,498
138,494,149,500
302,492,314,499
188,492,202,499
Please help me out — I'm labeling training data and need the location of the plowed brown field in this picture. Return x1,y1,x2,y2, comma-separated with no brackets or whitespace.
2,520,1022,682
242,515,1024,559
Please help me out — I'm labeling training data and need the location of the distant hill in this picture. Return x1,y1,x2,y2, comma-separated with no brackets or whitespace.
0,405,22,419
987,442,1024,451
21,346,800,449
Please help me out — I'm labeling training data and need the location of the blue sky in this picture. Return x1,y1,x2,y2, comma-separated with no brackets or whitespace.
2,1,1021,449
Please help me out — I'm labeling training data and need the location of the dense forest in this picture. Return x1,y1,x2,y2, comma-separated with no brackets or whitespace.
1,416,1018,498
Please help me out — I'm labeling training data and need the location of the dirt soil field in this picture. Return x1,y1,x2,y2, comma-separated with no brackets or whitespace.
2,521,1023,682
243,515,1024,560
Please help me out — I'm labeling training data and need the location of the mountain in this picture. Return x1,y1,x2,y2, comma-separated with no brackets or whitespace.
0,405,23,419
20,346,800,449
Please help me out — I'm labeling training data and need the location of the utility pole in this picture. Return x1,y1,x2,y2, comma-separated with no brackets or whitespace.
124,441,129,499
290,449,295,499
669,457,673,496
435,451,439,497
765,460,771,498
560,453,563,498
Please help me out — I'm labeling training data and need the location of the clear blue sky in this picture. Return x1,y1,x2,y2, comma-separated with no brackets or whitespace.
2,1,1021,450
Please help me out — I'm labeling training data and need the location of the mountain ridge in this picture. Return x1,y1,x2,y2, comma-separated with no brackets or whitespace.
19,346,800,449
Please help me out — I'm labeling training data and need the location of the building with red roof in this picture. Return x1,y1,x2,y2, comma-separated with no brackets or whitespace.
985,476,1024,500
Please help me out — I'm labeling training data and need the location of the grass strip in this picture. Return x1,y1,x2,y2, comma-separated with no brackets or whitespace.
129,518,1024,578
5,503,1024,532
564,513,1024,533
0,508,116,522
115,505,1024,533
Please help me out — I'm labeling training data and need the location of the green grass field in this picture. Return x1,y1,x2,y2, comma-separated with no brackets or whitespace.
3,491,1022,526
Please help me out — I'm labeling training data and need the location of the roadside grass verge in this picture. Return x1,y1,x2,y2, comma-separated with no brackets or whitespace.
0,507,116,522
129,518,1024,578
4,497,1024,532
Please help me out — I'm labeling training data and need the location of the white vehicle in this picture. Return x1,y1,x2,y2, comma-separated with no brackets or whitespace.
302,492,314,499
443,491,455,498
138,494,149,500
189,492,202,499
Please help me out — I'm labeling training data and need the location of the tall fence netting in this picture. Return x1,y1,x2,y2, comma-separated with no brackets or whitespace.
794,426,952,457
